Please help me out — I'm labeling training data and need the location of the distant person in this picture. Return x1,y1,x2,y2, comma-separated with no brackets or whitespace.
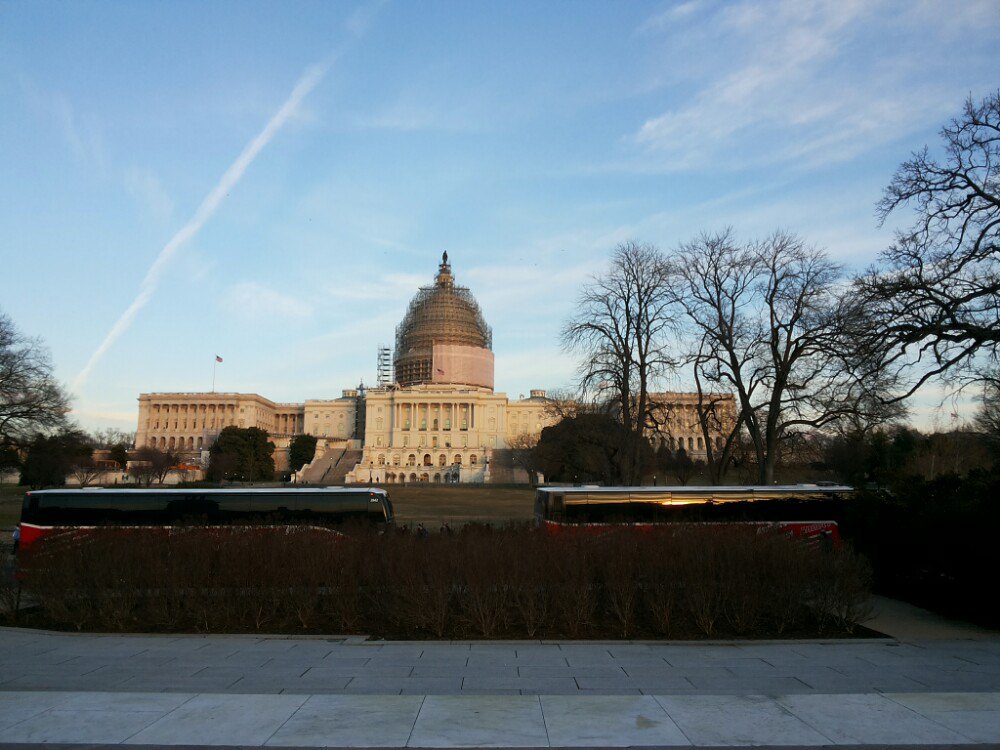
11,525,20,555
439,521,452,535
416,523,429,539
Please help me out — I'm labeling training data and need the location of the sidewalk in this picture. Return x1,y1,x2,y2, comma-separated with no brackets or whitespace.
1,689,998,746
0,627,998,746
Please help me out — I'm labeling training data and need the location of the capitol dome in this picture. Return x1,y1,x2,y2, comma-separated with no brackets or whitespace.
393,253,494,389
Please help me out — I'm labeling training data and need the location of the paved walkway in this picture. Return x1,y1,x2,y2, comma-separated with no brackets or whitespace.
0,628,998,746
865,595,999,641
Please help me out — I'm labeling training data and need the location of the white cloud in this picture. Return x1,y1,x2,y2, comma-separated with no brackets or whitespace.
345,0,388,38
222,281,313,320
630,0,988,171
352,94,482,133
19,78,108,174
123,167,174,223
637,1,705,35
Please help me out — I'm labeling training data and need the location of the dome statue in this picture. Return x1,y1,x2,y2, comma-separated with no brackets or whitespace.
393,253,493,388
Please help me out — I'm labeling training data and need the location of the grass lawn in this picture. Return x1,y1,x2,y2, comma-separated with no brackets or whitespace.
375,484,535,528
0,484,23,531
0,482,536,531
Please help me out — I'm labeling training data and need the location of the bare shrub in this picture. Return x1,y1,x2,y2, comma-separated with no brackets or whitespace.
757,532,814,634
811,546,874,632
507,532,554,637
460,530,514,637
677,528,726,637
598,532,642,637
14,523,873,638
718,527,765,635
549,538,597,638
639,530,682,636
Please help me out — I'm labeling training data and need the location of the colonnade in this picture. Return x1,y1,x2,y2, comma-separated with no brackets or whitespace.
395,401,478,432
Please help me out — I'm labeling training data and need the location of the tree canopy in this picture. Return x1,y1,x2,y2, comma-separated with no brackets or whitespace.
534,411,652,485
287,433,318,474
562,242,676,484
208,426,275,482
665,229,894,484
19,430,93,488
855,91,1000,395
0,310,71,446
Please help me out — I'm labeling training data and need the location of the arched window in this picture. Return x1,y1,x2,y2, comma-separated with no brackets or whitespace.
377,454,386,466
168,437,175,449
434,473,441,483
438,454,447,466
423,453,432,466
197,437,203,449
454,454,463,465
407,454,416,466
697,437,704,450
470,454,478,465
409,473,417,482
420,472,429,482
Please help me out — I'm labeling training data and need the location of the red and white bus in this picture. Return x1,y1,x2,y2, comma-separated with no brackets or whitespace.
534,484,851,544
18,486,395,550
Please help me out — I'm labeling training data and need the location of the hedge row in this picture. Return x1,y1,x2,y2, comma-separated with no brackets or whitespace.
4,524,873,638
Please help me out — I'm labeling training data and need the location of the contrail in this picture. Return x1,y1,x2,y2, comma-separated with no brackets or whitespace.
72,62,328,392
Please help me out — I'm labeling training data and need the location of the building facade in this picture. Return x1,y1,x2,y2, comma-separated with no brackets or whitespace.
135,254,734,482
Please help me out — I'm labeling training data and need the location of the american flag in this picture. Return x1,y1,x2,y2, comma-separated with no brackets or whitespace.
215,355,223,363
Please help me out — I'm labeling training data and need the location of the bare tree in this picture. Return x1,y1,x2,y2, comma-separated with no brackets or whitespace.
854,91,1000,396
667,229,881,484
562,242,677,484
70,455,102,487
974,376,1000,447
507,431,540,484
0,310,71,446
89,428,135,449
686,338,742,483
129,446,179,486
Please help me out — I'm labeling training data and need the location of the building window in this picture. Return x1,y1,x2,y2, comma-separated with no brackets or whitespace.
470,454,478,465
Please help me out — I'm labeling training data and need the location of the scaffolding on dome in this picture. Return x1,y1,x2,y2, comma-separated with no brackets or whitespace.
393,281,493,387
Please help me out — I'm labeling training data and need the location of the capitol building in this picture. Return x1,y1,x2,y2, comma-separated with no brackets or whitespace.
135,254,732,483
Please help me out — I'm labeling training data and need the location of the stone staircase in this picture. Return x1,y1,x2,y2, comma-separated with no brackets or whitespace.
487,449,529,484
326,449,363,484
298,447,347,484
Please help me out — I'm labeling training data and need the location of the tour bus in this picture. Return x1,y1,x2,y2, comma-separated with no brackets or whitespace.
534,484,852,543
18,486,395,550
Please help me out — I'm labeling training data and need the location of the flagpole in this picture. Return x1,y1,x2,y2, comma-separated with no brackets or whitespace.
212,357,217,393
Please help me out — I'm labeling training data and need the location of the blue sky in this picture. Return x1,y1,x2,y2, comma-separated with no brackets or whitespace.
1,0,997,433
